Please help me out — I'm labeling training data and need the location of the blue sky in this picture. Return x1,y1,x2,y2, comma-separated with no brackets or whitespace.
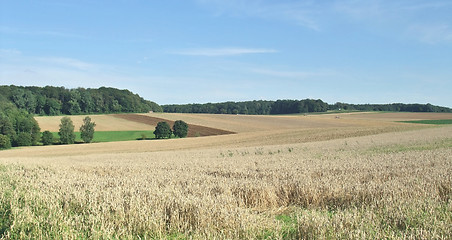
1,0,451,107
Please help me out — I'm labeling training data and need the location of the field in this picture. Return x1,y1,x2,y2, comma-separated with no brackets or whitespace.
400,119,452,125
49,131,156,143
1,112,452,239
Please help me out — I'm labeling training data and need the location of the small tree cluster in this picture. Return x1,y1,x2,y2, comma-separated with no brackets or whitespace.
154,120,189,139
57,116,96,145
0,103,40,148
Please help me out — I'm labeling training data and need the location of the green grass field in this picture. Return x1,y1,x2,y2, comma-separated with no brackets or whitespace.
52,131,156,143
400,119,452,125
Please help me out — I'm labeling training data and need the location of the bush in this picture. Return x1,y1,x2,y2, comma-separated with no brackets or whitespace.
154,122,172,139
41,131,54,145
59,117,75,144
15,132,32,146
0,134,11,149
173,120,189,138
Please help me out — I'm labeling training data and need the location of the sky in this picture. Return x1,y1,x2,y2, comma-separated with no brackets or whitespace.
0,0,451,107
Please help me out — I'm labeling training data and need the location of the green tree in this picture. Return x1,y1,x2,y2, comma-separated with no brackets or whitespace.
154,121,172,139
0,116,15,143
41,131,54,145
15,132,32,146
80,116,96,143
44,98,62,116
59,117,75,144
173,120,188,138
0,134,11,149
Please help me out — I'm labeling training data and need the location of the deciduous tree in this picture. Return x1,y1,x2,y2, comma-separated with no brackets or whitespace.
154,121,172,139
0,134,11,149
80,116,96,143
41,130,54,145
59,117,75,144
173,120,188,138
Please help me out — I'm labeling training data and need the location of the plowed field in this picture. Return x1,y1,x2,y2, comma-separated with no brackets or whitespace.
112,114,235,137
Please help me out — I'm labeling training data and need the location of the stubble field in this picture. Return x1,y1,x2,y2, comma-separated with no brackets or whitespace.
1,112,451,239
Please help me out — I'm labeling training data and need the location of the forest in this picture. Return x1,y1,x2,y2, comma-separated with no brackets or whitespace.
0,85,163,149
0,85,162,116
162,99,451,115
162,99,330,115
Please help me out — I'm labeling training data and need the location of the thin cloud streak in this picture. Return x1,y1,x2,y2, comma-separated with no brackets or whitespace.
196,0,322,31
252,68,337,79
38,57,98,71
171,47,278,56
408,24,452,44
0,26,88,39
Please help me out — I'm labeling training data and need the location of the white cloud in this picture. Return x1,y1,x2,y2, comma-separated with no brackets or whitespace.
171,47,278,56
0,50,117,88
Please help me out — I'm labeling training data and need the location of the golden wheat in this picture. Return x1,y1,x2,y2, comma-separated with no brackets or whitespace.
1,123,451,239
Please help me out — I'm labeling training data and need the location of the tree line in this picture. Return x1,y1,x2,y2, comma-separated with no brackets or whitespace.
0,85,162,116
163,99,451,115
330,102,452,113
163,99,331,115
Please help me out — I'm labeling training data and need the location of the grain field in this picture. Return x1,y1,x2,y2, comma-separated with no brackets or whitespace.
1,113,451,239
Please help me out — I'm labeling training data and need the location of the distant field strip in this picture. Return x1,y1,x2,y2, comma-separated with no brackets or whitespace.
112,114,235,137
35,114,155,132
400,119,452,125
51,131,156,143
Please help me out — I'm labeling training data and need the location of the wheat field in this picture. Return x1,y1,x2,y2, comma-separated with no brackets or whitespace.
1,113,451,239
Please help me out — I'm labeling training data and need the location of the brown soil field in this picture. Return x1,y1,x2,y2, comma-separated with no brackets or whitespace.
112,114,235,137
142,112,365,132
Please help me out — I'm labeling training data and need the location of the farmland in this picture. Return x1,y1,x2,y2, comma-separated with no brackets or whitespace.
1,112,452,239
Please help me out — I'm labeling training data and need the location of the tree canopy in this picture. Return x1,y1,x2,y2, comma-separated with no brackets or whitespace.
80,116,96,143
0,102,40,147
154,122,172,139
0,85,162,116
173,120,188,138
59,117,76,144
163,99,452,115
41,131,54,146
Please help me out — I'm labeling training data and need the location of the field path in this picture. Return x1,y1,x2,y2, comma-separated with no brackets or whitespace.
112,114,235,137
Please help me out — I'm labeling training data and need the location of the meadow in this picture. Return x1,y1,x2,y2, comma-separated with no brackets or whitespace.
1,112,451,239
50,131,156,143
400,119,452,125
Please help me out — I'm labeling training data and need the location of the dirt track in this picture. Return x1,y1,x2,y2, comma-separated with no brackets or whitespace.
112,114,235,137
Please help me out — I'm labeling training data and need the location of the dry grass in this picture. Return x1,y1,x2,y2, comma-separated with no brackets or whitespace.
1,113,451,239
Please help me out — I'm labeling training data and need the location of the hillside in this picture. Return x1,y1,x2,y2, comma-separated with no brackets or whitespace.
0,85,162,115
